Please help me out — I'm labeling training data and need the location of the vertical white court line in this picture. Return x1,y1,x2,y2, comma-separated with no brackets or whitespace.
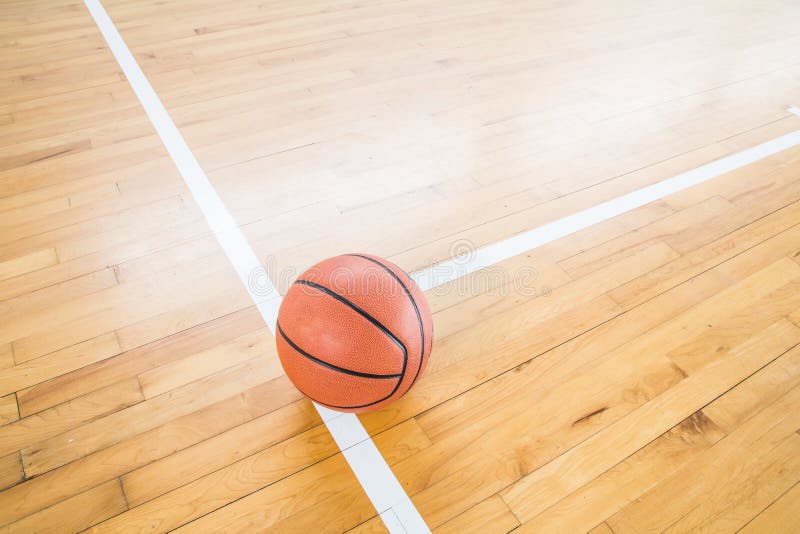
411,128,800,291
83,1,428,532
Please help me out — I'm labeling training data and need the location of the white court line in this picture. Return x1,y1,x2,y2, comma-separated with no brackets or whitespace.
83,1,428,532
789,106,800,117
411,129,800,291
83,0,800,528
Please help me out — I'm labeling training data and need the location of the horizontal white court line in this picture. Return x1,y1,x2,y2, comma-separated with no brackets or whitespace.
83,1,428,532
411,129,800,291
789,106,800,117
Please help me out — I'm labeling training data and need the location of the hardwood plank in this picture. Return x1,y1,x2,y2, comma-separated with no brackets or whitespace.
15,306,261,416
0,211,204,304
0,378,298,525
789,306,800,328
137,328,272,398
0,479,127,534
67,181,122,208
347,516,389,534
0,378,142,458
702,341,800,434
501,317,800,522
434,495,519,534
257,489,380,534
165,419,430,533
260,420,433,533
0,138,92,173
425,255,571,316
0,453,23,492
0,345,12,370
0,394,18,426
665,434,800,532
120,393,314,507
109,233,218,285
87,424,339,532
21,357,282,477
114,283,252,352
6,259,248,363
740,482,800,533
0,176,182,245
0,189,185,257
721,149,800,206
419,314,692,445
53,196,192,262
0,94,134,145
0,75,124,115
667,277,800,375
609,201,800,310
435,240,677,339
0,155,171,217
516,411,725,533
663,171,800,256
0,134,170,200
0,248,57,282
0,196,69,229
606,385,800,533
4,98,141,149
587,523,616,534
0,268,118,329
664,145,800,209
556,195,730,280
0,187,186,261
0,333,121,399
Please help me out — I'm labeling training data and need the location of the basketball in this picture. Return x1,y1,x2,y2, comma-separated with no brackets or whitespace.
275,254,433,413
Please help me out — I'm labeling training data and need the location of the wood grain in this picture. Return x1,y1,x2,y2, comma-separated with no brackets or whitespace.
433,495,519,534
0,479,127,534
741,481,800,533
0,378,142,458
0,453,23,492
0,394,18,426
2,0,800,531
0,249,57,282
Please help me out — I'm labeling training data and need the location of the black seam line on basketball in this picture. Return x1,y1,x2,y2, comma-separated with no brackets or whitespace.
292,278,408,408
345,254,427,389
281,341,402,410
277,323,402,380
345,254,425,389
280,323,401,409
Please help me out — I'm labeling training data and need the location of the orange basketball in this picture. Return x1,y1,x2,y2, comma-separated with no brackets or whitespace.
275,254,433,413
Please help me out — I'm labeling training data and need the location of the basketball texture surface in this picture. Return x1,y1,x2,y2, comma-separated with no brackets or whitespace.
276,254,433,413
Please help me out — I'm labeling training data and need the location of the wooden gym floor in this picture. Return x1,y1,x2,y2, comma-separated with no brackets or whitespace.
2,0,800,531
